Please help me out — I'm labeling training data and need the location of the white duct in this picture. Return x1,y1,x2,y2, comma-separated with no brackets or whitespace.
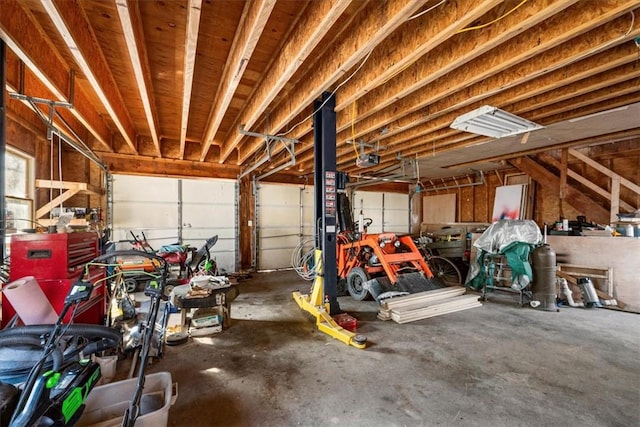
558,278,584,308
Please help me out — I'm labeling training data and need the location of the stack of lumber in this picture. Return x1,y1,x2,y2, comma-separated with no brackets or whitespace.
378,286,482,324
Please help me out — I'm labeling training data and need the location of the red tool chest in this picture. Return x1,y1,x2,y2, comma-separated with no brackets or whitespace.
3,232,104,327
9,232,99,280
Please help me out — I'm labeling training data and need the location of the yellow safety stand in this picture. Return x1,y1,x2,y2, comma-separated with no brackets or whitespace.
292,250,367,349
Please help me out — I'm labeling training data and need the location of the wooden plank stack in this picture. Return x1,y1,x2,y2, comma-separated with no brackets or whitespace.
378,286,482,324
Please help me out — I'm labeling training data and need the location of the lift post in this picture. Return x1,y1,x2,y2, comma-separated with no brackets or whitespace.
292,91,366,349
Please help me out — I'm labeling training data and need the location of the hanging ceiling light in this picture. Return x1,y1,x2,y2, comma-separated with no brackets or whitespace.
450,105,544,138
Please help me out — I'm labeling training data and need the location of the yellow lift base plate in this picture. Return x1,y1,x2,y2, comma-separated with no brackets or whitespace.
292,250,367,349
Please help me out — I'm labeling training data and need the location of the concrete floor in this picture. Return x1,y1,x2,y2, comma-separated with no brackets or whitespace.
135,270,639,427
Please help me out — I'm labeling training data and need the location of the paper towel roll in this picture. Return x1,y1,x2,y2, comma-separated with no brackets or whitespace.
3,276,58,325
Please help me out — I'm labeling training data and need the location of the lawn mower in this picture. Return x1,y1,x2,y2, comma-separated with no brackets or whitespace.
0,281,122,427
336,193,444,302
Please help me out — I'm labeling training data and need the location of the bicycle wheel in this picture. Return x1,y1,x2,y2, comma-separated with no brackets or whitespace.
428,256,462,286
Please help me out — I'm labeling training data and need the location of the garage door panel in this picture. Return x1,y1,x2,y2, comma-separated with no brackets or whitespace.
113,175,178,202
112,175,237,273
257,183,309,270
353,192,383,233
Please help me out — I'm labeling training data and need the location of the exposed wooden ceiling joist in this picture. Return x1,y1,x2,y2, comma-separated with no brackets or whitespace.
199,0,276,161
218,0,353,163
0,0,113,151
40,0,138,153
2,0,638,182
116,0,161,156
178,0,202,158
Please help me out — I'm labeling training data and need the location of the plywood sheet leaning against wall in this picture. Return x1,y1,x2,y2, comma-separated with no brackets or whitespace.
378,286,482,324
547,235,640,313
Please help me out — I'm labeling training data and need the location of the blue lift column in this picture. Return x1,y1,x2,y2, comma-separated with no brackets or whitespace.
313,91,340,315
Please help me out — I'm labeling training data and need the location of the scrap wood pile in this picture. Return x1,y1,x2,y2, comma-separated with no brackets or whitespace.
378,286,482,324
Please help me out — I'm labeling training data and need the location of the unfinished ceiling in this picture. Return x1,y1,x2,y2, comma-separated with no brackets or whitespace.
2,0,639,183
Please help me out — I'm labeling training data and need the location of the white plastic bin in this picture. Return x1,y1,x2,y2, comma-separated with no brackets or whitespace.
76,371,177,427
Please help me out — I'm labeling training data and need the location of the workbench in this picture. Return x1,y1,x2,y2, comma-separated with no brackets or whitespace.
170,280,239,332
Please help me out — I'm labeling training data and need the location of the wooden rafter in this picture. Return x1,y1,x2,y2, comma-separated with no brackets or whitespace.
116,0,161,157
0,0,113,151
179,0,202,158
355,91,640,175
236,0,431,165
218,0,353,163
511,156,609,223
261,0,535,167
332,0,507,112
290,35,640,173
361,69,640,172
40,0,138,153
341,2,640,152
199,0,276,162
335,0,577,125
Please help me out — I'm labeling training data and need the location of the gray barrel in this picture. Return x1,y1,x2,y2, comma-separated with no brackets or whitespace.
531,244,558,311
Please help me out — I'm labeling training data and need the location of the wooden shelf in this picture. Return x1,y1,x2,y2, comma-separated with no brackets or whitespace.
35,180,103,219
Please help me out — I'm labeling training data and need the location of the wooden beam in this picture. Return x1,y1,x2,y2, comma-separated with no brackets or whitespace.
0,0,113,150
559,148,568,199
335,0,577,129
569,148,640,195
43,0,138,152
235,0,430,165
540,152,635,212
611,176,621,222
199,0,276,162
218,0,353,163
528,79,640,120
116,0,161,156
333,0,508,112
335,3,640,159
178,0,202,158
35,179,102,195
510,156,609,224
34,179,103,219
288,20,640,172
345,45,640,172
266,0,548,166
99,152,240,180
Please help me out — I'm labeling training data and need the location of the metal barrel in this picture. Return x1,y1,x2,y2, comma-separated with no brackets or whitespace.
531,244,558,311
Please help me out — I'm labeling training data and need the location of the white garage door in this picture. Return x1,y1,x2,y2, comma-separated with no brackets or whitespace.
181,179,237,274
255,184,409,270
351,191,409,234
111,175,237,273
256,183,314,270
112,175,179,248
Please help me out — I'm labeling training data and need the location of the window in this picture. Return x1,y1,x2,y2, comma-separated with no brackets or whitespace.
4,148,34,232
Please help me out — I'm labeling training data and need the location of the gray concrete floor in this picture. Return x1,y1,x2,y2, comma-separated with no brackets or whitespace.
136,270,638,426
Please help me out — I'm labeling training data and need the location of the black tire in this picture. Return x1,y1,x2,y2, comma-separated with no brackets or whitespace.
428,256,462,286
347,267,370,301
125,278,138,293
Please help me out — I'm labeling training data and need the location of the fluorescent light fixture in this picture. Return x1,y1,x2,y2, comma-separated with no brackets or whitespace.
450,105,544,138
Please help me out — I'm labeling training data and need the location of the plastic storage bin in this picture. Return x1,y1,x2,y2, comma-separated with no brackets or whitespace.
76,371,177,427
